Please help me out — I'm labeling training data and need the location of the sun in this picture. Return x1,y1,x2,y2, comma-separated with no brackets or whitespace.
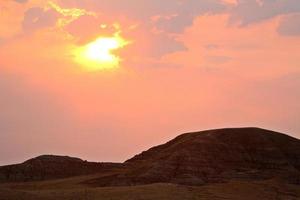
74,35,129,71
85,38,120,62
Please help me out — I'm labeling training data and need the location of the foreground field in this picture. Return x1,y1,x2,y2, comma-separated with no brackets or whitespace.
1,177,300,200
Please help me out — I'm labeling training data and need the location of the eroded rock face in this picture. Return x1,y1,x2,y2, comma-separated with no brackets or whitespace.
1,128,300,186
0,155,121,182
87,128,300,186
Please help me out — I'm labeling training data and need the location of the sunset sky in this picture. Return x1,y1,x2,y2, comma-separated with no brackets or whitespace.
1,0,300,165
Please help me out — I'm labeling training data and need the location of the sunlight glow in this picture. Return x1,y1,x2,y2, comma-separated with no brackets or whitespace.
74,35,129,71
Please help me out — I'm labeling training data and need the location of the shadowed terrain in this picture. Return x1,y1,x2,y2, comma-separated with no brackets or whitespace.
0,155,122,182
87,128,300,186
1,127,300,199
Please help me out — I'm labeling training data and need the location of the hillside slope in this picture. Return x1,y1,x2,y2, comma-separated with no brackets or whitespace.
0,155,122,182
87,128,300,186
1,128,300,187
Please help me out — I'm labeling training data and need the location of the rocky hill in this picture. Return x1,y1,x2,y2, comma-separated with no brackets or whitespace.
0,155,122,182
86,128,300,186
1,128,300,187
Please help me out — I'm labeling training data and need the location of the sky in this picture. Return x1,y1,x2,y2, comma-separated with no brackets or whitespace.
0,0,300,165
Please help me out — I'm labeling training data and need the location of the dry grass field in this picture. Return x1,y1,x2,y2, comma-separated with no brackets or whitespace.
1,175,300,200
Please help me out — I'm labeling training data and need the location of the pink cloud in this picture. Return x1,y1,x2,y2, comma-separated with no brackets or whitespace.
163,14,300,78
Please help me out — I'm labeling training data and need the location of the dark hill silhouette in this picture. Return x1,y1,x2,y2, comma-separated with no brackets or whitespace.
0,155,122,182
1,128,300,186
86,127,300,186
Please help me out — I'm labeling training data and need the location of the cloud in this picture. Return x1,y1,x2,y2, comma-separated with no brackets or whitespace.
151,0,225,33
61,2,189,58
163,14,300,76
54,0,227,58
230,0,300,25
22,7,59,33
152,34,186,58
14,0,28,3
60,0,226,33
64,15,120,44
277,14,300,36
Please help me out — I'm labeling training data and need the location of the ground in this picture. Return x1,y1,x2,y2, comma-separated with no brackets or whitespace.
0,174,299,200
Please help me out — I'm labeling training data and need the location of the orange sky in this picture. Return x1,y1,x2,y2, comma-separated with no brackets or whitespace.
1,0,300,165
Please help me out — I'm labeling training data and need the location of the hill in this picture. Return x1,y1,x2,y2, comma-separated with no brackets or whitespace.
86,127,300,186
1,127,300,200
0,155,122,182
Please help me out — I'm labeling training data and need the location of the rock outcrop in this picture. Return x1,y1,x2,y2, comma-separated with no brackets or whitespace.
0,155,121,182
1,128,300,186
87,128,300,186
